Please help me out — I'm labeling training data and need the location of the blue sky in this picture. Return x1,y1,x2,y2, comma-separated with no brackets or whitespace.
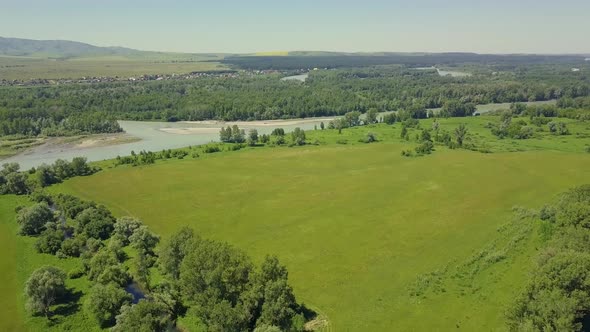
1,0,589,53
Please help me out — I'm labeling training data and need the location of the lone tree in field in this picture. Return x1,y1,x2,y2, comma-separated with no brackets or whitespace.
24,266,66,318
248,129,259,146
454,123,468,147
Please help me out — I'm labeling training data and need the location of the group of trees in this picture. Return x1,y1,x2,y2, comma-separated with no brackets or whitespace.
219,125,246,143
489,112,534,139
1,63,589,138
400,120,468,157
20,192,309,331
507,185,590,331
489,111,570,139
219,125,306,147
0,108,122,137
327,110,383,133
439,101,476,117
0,157,96,195
512,102,590,121
162,228,307,331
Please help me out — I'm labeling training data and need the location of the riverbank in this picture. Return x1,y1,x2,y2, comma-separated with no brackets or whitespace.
2,117,334,169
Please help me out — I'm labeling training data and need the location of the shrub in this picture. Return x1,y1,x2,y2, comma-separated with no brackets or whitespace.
402,118,420,128
415,141,434,155
531,116,551,126
68,267,85,279
60,236,86,257
360,132,377,143
229,144,243,151
401,150,414,157
383,113,397,125
291,128,306,146
203,145,221,153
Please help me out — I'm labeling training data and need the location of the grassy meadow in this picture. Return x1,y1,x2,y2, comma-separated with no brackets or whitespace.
1,115,589,331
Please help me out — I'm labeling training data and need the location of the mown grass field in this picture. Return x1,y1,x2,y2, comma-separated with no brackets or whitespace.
2,116,590,331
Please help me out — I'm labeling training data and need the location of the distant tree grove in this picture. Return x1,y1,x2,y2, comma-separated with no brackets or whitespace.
1,65,589,138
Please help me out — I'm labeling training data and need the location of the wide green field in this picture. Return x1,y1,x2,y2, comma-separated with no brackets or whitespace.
2,116,590,331
0,54,227,80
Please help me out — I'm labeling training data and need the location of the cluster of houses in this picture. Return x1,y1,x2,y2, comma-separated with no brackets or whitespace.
0,68,314,87
0,70,239,87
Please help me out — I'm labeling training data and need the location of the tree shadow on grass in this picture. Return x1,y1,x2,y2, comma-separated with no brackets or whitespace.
47,288,83,326
299,303,318,321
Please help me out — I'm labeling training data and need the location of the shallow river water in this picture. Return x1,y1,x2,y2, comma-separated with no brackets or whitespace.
4,117,334,169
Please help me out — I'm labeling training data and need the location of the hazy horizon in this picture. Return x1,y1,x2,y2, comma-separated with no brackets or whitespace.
2,0,590,54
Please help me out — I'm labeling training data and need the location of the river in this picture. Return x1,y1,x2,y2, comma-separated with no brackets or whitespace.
281,73,309,82
3,117,335,169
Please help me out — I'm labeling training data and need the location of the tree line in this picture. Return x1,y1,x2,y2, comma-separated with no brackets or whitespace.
486,104,576,140
1,63,588,137
507,185,590,331
0,157,96,195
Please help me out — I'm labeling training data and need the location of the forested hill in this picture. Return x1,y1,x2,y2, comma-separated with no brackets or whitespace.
0,36,142,58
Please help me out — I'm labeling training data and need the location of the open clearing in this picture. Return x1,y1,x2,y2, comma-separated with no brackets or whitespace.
53,142,590,330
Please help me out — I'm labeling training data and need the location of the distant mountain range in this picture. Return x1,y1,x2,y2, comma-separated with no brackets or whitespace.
2,36,589,60
0,37,146,58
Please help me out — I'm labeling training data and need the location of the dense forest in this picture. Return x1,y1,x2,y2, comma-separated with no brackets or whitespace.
221,54,588,70
0,63,589,137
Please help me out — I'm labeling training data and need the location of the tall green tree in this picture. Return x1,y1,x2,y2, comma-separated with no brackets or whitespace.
24,266,66,318
16,202,55,236
365,108,378,124
454,123,468,147
159,227,197,279
248,129,259,146
85,283,132,327
113,300,170,332
291,128,306,146
112,217,143,246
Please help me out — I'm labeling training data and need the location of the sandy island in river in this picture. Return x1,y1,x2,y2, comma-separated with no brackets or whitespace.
159,117,336,135
72,133,141,149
